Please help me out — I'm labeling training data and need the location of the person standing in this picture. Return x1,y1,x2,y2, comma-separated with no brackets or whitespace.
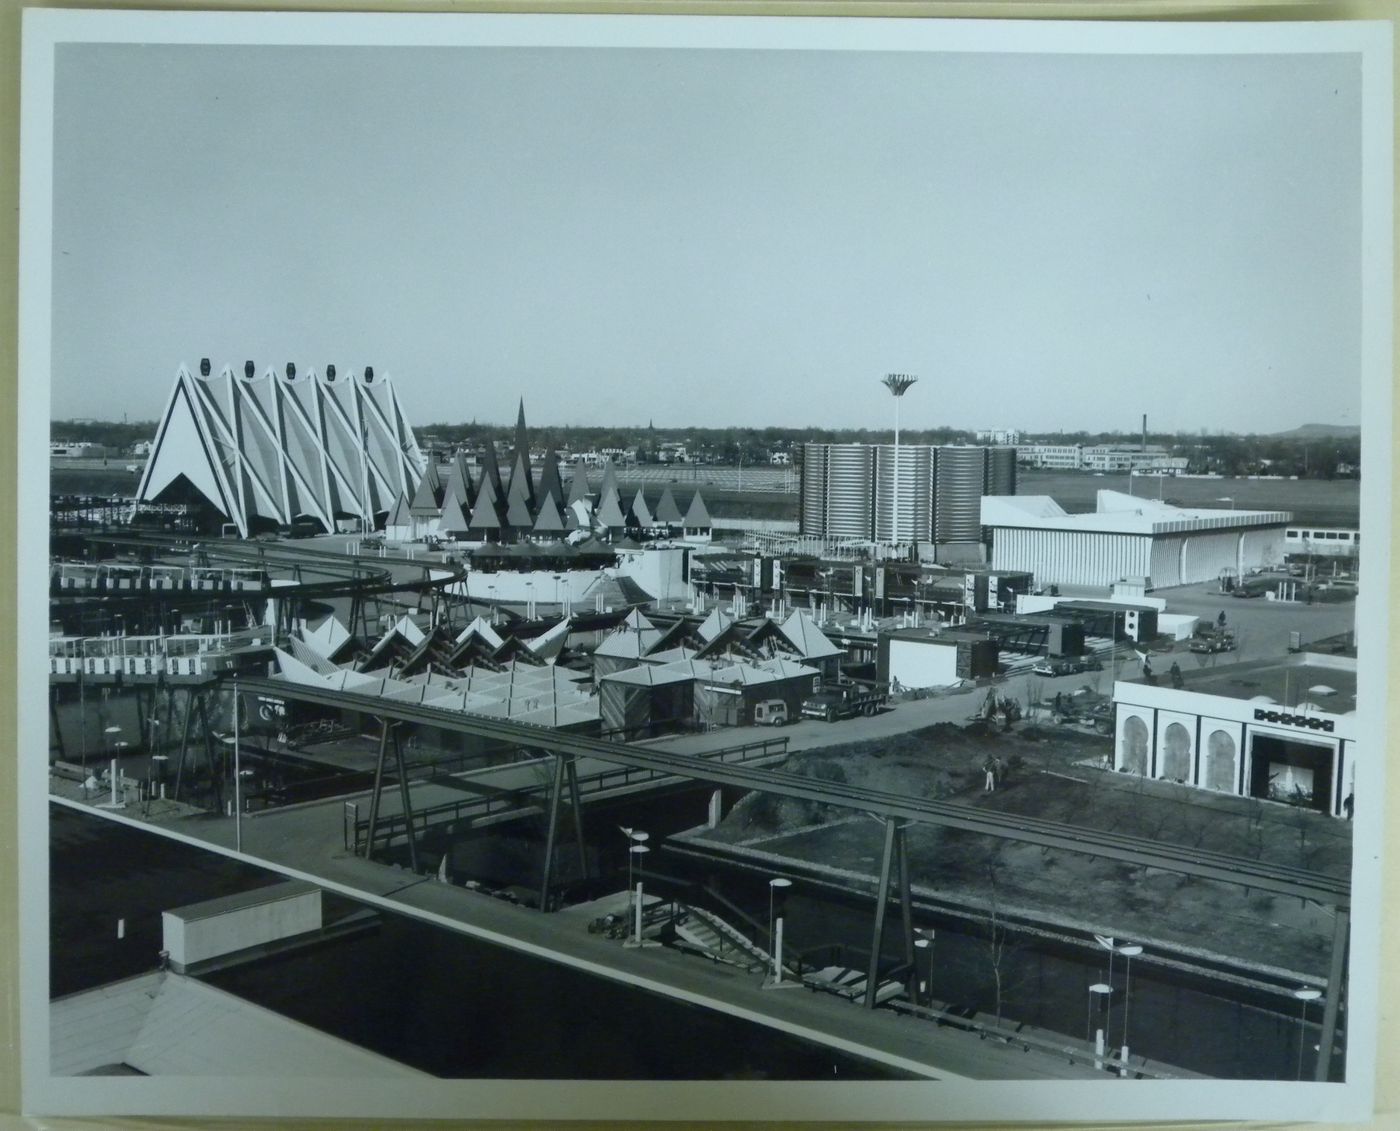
983,756,996,793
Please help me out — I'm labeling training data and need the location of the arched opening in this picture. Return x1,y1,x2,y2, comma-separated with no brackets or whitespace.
1161,722,1191,782
1120,715,1149,775
1206,729,1237,792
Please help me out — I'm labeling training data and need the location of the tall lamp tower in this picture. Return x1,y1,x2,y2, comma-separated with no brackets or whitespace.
881,373,919,549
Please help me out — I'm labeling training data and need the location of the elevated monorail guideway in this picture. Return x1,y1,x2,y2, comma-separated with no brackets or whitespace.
237,676,1347,907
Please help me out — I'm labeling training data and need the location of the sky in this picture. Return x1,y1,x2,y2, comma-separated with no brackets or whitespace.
49,40,1364,434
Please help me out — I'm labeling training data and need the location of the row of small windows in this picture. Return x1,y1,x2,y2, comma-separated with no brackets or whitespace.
1285,529,1358,542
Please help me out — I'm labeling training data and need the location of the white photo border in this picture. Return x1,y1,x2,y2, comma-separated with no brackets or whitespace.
17,9,1394,1123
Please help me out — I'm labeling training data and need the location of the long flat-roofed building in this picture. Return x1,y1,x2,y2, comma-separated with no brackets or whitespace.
981,490,1290,588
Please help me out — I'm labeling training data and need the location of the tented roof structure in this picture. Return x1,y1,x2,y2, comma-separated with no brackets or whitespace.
628,489,654,529
777,610,845,660
682,491,712,529
566,459,591,507
654,487,684,526
136,360,426,537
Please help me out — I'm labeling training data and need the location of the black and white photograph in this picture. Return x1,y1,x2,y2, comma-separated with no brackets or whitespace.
16,10,1393,1124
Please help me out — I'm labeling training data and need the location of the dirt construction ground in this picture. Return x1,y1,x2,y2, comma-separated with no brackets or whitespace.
697,720,1350,978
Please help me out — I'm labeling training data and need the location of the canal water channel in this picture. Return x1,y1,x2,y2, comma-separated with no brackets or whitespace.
51,777,1339,1082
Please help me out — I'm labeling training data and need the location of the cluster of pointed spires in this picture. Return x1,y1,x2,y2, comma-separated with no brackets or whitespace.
390,401,711,541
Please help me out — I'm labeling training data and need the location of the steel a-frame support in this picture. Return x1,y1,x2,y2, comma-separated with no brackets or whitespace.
538,753,589,912
865,818,916,1008
1315,907,1349,1082
362,718,420,872
392,724,421,874
364,719,392,860
49,686,65,760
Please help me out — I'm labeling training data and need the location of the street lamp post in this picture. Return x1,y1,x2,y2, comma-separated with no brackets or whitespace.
620,827,648,931
1293,987,1322,1080
1095,934,1143,1074
624,843,652,948
1088,983,1113,1069
100,725,125,807
1118,943,1143,1072
111,740,129,808
913,929,934,1007
764,877,794,989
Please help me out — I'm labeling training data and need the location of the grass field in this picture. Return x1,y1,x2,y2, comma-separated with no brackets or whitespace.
701,723,1349,977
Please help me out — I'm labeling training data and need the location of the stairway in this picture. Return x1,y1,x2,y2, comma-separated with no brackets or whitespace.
671,906,784,974
802,965,904,1005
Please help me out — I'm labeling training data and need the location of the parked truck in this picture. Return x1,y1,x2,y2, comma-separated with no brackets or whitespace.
800,679,888,722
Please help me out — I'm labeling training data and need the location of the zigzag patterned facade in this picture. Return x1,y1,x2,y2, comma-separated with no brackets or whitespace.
135,360,427,537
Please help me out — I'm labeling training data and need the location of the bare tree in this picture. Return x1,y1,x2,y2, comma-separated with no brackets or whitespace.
981,847,1031,1028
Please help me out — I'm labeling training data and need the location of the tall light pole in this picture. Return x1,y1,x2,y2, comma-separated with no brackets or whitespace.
233,676,243,852
913,928,935,1007
625,843,652,948
1094,934,1118,1048
764,877,794,988
1118,943,1143,1071
1095,934,1142,1073
1089,983,1113,1069
620,827,648,927
881,374,918,552
1293,987,1322,1080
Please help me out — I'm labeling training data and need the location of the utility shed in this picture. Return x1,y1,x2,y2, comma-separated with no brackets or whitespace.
696,658,819,728
598,662,703,740
162,881,321,973
877,629,998,690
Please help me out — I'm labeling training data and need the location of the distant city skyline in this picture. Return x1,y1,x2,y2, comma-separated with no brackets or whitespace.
50,43,1363,434
49,407,1360,442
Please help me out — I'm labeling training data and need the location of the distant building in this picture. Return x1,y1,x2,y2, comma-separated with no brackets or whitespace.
768,450,792,466
981,490,1290,588
1016,443,1083,470
799,442,1016,546
975,428,1022,446
134,359,427,537
49,441,105,459
1082,445,1186,474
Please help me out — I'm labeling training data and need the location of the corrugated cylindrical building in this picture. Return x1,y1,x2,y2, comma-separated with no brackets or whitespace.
799,442,1016,546
800,443,876,539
